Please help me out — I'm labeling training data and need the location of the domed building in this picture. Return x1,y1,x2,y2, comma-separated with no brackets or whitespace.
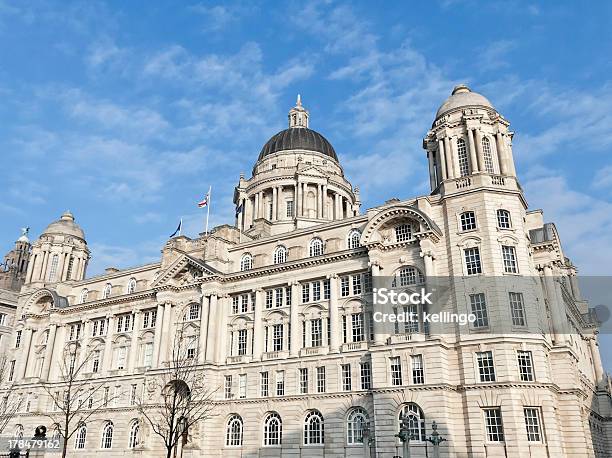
1,88,610,458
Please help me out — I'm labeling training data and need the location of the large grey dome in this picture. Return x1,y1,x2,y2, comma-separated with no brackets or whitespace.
42,211,86,240
258,127,338,162
435,84,494,119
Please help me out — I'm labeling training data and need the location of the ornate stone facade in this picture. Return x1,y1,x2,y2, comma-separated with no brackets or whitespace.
2,88,611,457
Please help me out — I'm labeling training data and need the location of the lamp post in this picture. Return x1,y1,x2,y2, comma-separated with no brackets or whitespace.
395,414,415,458
425,421,447,458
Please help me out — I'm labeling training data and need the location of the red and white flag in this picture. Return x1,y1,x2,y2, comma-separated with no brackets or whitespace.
197,193,209,208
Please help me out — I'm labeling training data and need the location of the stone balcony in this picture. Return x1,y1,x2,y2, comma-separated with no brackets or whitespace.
440,173,520,197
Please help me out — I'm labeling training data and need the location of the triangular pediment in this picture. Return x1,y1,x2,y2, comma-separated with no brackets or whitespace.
299,165,328,178
152,254,220,288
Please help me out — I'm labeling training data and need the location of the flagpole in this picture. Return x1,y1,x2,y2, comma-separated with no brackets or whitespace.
205,185,211,235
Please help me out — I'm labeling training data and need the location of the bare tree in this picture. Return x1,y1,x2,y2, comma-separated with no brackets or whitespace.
40,342,121,458
137,313,218,458
0,353,22,434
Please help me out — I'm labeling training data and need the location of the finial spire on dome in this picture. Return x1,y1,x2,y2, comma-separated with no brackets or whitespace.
288,94,309,128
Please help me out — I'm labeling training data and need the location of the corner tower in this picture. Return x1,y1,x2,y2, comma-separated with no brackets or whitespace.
234,96,360,237
24,211,90,285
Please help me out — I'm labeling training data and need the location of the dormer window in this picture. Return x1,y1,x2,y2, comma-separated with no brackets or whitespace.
273,246,287,264
240,254,253,271
394,224,412,243
309,238,324,257
79,289,88,304
126,278,136,294
103,283,112,299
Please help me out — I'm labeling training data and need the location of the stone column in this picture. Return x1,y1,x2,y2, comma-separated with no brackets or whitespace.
205,295,218,362
334,193,341,220
103,315,115,373
277,186,283,220
289,282,300,357
437,139,447,180
253,289,264,360
128,311,140,372
328,274,340,353
254,192,260,222
450,136,460,179
420,239,435,336
427,151,436,190
316,184,322,219
474,129,485,173
40,250,50,281
17,328,33,379
543,265,566,345
159,303,173,365
589,335,605,387
322,184,328,219
443,136,454,179
198,294,210,363
78,319,91,368
302,182,308,217
152,304,164,367
467,128,478,173
215,295,228,364
41,323,57,381
296,182,301,218
495,132,508,175
272,187,277,221
370,261,385,345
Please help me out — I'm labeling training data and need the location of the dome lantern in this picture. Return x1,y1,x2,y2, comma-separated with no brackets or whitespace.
288,94,309,129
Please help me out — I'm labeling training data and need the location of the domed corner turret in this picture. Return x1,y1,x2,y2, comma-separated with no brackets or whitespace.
423,84,518,196
25,210,91,285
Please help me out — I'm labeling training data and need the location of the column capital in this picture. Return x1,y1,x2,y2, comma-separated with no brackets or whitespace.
326,273,338,280
368,260,382,268
287,280,299,287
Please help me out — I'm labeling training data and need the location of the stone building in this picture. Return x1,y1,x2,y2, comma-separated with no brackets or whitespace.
2,86,611,457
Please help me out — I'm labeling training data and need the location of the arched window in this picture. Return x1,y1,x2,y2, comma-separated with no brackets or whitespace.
263,412,282,446
127,278,136,294
394,224,412,243
304,410,324,445
14,424,23,440
347,230,361,249
240,254,253,271
392,267,425,288
226,414,243,447
482,137,494,173
273,246,287,265
103,283,112,299
309,238,324,257
79,289,89,304
347,407,368,444
457,138,469,176
128,420,139,449
48,254,59,282
398,403,426,442
75,423,87,449
496,209,512,229
101,421,113,449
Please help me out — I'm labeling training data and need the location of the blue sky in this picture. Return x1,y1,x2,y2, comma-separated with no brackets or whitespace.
1,1,612,365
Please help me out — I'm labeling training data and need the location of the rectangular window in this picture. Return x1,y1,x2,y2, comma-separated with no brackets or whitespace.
390,356,402,386
352,274,362,295
364,272,372,292
484,408,505,442
509,292,526,326
275,288,283,307
464,247,482,275
360,362,372,390
316,366,326,393
273,324,283,351
470,293,489,328
130,384,137,405
302,283,310,303
285,287,291,306
341,276,350,297
299,368,308,394
142,309,157,329
8,360,15,381
312,281,321,301
266,290,273,309
517,350,535,382
497,210,512,229
232,296,239,314
502,245,518,273
224,375,232,399
116,347,127,370
523,407,542,442
276,370,284,396
341,364,352,391
260,371,269,397
143,343,153,367
477,351,496,382
92,350,101,373
15,330,21,348
238,329,247,355
0,313,6,326
268,202,273,220
460,211,477,231
286,200,294,217
239,374,247,399
323,279,330,299
411,354,424,384
352,313,365,342
311,319,322,347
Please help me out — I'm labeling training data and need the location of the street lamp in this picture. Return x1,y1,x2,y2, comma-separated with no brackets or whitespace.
425,421,447,458
395,414,415,458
